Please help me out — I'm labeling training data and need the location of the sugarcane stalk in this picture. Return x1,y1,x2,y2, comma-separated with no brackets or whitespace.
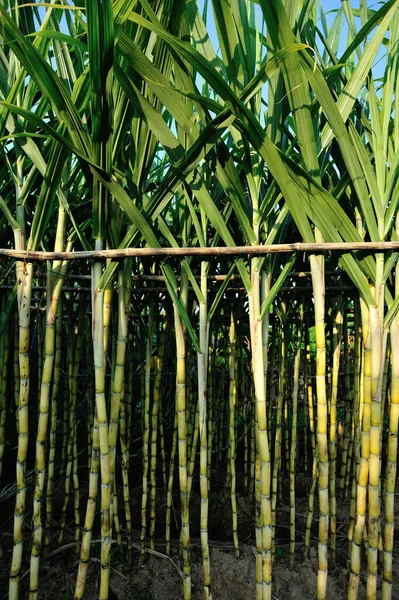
13,315,20,435
366,250,387,598
340,308,352,496
140,300,154,558
9,230,34,600
29,207,70,597
0,324,9,485
74,409,100,599
109,266,129,549
304,309,317,559
348,299,371,598
174,300,191,599
310,252,328,600
44,298,64,553
149,315,167,549
228,311,239,558
92,250,112,600
347,299,363,558
86,325,94,475
206,329,215,494
382,238,399,599
329,298,343,567
158,381,168,490
248,258,272,599
166,410,178,557
290,304,302,565
58,299,84,545
272,307,285,556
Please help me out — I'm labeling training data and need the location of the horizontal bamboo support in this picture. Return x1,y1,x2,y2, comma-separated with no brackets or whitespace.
0,241,399,261
5,285,391,299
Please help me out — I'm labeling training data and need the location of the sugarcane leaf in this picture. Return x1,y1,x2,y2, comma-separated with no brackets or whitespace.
259,253,296,322
208,262,237,322
162,265,200,352
27,142,69,251
384,292,399,331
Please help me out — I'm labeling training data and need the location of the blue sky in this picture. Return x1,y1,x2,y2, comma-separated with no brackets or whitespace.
197,0,386,79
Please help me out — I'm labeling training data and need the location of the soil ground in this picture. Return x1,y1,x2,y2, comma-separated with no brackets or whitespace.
1,478,399,599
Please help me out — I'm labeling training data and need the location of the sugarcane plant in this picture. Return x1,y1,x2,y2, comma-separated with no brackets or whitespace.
1,2,399,600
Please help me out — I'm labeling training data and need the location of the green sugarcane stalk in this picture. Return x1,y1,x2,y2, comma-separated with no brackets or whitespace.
272,308,285,557
59,297,84,546
86,325,94,475
74,408,100,599
13,315,20,435
44,298,64,554
158,380,168,490
150,316,167,549
165,409,178,557
187,398,199,499
119,379,132,553
140,300,154,559
109,266,129,549
0,322,9,485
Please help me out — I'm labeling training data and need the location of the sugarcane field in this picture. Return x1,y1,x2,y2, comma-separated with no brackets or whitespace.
2,0,399,599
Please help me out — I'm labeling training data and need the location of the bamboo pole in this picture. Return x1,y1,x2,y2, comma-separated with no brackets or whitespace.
3,240,399,261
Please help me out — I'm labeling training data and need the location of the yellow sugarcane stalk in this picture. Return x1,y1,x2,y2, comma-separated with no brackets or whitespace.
174,303,191,599
310,253,328,600
347,299,362,558
329,299,343,567
198,260,212,599
29,251,70,596
229,311,239,558
290,305,302,565
348,300,371,599
92,250,112,600
248,258,272,600
9,231,33,600
304,310,317,559
339,310,352,496
383,257,399,599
